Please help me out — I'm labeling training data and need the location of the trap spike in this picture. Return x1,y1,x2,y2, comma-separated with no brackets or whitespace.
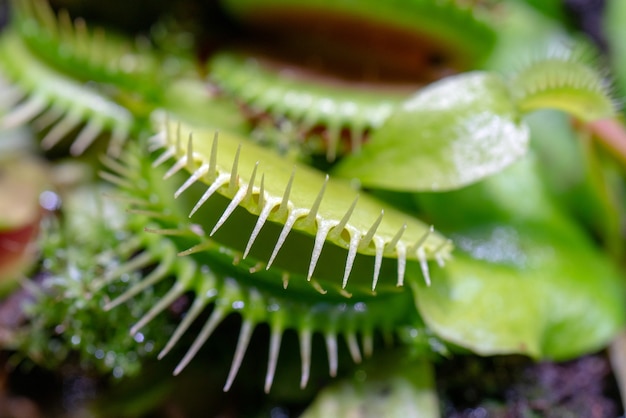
328,196,359,241
186,133,195,172
70,118,104,156
307,222,333,281
385,223,407,253
244,200,275,258
57,9,73,40
229,144,241,193
363,332,374,358
346,333,362,364
2,95,47,129
359,210,384,249
342,231,361,289
163,154,187,180
174,163,208,198
264,327,283,394
41,109,84,150
299,329,312,389
276,168,295,219
211,186,247,236
301,174,329,228
267,209,306,269
257,174,266,210
158,293,215,360
371,237,385,292
107,123,129,158
173,307,226,375
396,242,407,287
104,247,175,310
409,225,434,255
418,248,432,286
98,251,154,289
100,154,133,179
326,123,340,162
325,333,339,377
243,162,259,204
130,278,188,336
223,320,255,392
35,0,58,35
208,131,219,182
152,147,175,168
189,173,230,217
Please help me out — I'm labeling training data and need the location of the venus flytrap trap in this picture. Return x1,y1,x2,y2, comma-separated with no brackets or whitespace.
0,0,624,414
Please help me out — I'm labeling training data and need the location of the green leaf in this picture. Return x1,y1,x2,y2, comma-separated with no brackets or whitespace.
301,351,439,418
412,155,626,359
333,72,529,191
605,0,626,97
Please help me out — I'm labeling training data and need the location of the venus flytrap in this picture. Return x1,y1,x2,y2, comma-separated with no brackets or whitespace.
0,0,624,414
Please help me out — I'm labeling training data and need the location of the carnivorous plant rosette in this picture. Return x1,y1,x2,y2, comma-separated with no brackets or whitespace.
0,0,625,414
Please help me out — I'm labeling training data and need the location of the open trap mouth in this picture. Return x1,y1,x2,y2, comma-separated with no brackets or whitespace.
215,0,497,87
204,0,498,160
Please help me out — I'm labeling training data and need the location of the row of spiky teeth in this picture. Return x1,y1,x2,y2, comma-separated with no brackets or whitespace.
149,125,450,291
95,226,382,393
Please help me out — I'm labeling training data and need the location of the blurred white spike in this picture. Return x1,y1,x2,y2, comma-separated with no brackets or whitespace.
70,118,104,155
130,280,187,336
189,173,230,217
299,329,312,389
307,223,332,280
409,225,434,255
418,248,431,286
325,334,338,377
244,201,274,258
2,94,47,129
41,110,83,150
350,123,364,154
342,232,361,289
104,251,171,310
363,332,374,358
186,133,195,171
359,211,384,249
211,186,246,236
326,124,340,162
386,224,407,253
346,333,362,364
276,169,296,219
264,328,283,394
301,175,328,228
434,239,452,267
371,237,385,292
152,147,175,168
223,320,254,392
244,162,259,204
328,196,358,241
208,131,219,182
57,9,73,40
107,123,130,157
267,210,305,269
163,155,187,180
173,308,226,375
33,104,63,131
175,163,208,198
158,295,216,360
396,242,407,287
99,251,153,289
229,144,241,193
